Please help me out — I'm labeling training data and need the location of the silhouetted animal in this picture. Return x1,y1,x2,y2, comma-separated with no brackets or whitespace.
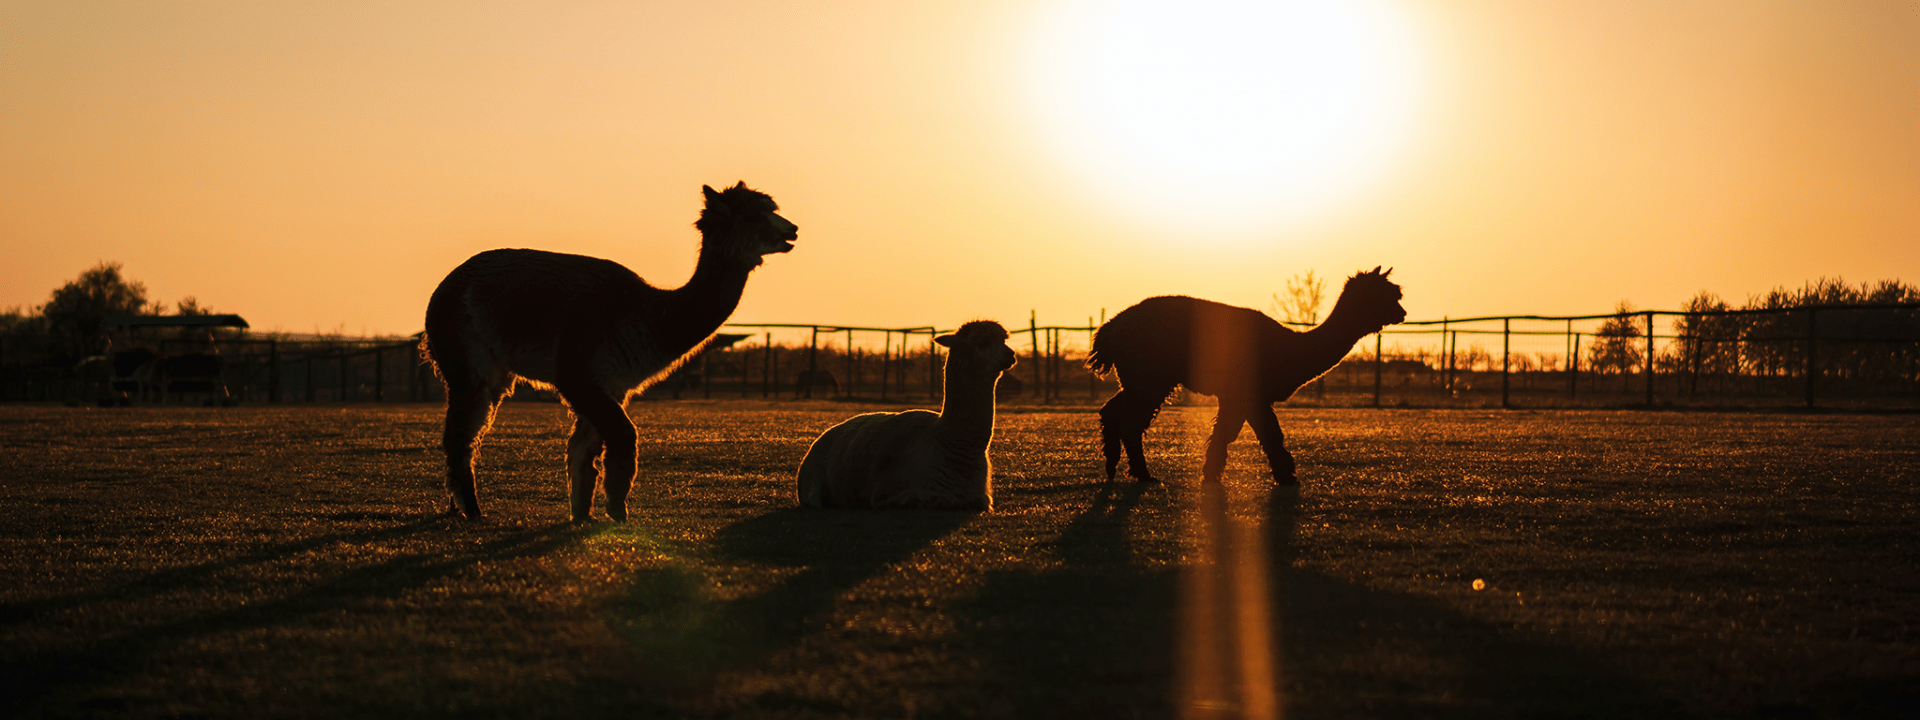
109,347,159,403
159,352,226,405
1088,268,1405,484
797,321,1017,511
422,182,797,521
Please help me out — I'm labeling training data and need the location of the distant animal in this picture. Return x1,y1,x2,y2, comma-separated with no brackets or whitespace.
794,369,839,397
158,352,227,405
1087,267,1405,484
797,321,1017,511
422,182,797,521
108,347,159,403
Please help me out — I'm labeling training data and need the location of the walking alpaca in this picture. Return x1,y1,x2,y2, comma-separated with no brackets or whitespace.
1088,267,1405,484
422,182,797,521
796,321,1017,511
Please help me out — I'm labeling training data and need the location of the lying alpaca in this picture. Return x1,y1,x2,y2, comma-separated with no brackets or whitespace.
796,321,1017,511
423,182,797,521
1088,267,1405,484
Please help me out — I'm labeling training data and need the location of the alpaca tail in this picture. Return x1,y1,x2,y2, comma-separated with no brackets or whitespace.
1084,348,1115,378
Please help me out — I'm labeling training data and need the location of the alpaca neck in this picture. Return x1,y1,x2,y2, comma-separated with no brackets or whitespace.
936,367,997,450
653,239,754,349
1300,297,1386,368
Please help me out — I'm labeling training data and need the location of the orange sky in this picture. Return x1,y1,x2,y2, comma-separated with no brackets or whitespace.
4,0,1917,337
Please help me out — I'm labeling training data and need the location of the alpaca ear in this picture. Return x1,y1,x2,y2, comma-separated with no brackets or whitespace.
732,180,750,191
703,185,721,204
935,334,957,348
1369,265,1382,275
1383,267,1393,278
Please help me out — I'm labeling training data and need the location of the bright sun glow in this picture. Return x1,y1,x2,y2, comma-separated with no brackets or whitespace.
1030,0,1421,235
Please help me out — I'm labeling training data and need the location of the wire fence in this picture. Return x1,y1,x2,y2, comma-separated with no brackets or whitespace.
3,303,1916,409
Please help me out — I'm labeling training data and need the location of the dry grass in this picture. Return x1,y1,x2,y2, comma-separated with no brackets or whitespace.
1,400,1916,719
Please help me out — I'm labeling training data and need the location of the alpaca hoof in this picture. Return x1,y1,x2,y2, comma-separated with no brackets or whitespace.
1131,471,1159,484
1273,474,1299,486
606,505,628,522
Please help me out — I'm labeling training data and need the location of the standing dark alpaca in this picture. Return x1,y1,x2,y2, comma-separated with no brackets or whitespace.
1087,267,1405,485
422,182,797,521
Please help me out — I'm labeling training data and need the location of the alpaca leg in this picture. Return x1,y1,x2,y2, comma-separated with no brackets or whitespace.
557,384,637,521
442,381,506,519
566,416,604,522
598,398,638,521
1097,393,1128,481
1246,404,1297,485
1202,403,1251,483
1100,387,1168,482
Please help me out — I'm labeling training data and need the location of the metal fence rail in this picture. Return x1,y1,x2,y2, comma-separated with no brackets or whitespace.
4,303,1915,409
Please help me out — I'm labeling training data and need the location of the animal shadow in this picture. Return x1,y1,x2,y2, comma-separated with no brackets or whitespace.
605,507,968,685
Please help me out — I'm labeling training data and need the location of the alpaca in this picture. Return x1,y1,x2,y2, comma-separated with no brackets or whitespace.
796,321,1017,511
422,182,797,521
1087,267,1405,485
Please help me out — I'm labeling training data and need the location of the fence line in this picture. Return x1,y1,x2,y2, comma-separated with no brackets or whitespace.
4,303,1915,409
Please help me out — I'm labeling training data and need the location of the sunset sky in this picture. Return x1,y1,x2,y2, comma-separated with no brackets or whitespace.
4,0,1918,337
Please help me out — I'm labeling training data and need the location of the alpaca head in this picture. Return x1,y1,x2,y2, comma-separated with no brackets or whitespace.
937,321,1017,383
1342,266,1407,328
696,181,799,267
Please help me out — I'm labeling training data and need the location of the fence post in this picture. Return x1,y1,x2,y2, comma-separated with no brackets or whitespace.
844,328,854,399
1570,333,1580,398
1053,328,1063,402
1644,312,1656,406
1373,332,1383,408
374,345,385,402
339,346,351,402
1502,318,1511,408
1447,327,1457,394
1088,318,1098,400
1029,312,1041,403
1805,308,1818,408
305,353,315,403
763,333,773,399
805,328,819,399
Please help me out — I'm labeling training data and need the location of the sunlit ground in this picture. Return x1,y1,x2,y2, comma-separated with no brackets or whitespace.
1,402,1915,718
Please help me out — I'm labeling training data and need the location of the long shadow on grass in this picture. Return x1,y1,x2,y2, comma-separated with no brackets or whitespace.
958,481,1179,718
956,479,1684,719
1,520,591,716
604,508,969,689
0,514,445,626
1262,487,1684,719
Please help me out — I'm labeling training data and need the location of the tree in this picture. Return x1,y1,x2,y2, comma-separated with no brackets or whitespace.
1270,270,1326,326
1590,301,1643,376
42,262,151,359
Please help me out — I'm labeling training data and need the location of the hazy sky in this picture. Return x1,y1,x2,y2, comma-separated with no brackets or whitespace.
4,0,1917,336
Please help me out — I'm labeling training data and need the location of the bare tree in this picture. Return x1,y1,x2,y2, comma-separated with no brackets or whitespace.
1270,269,1326,326
1591,301,1644,379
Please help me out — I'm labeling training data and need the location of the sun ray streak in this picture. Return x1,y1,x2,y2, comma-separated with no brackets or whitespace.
1181,482,1281,720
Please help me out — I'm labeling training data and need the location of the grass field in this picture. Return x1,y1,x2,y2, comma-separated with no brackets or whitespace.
2,400,1916,719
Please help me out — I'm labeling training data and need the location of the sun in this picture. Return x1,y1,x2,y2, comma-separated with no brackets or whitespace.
1028,0,1422,235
